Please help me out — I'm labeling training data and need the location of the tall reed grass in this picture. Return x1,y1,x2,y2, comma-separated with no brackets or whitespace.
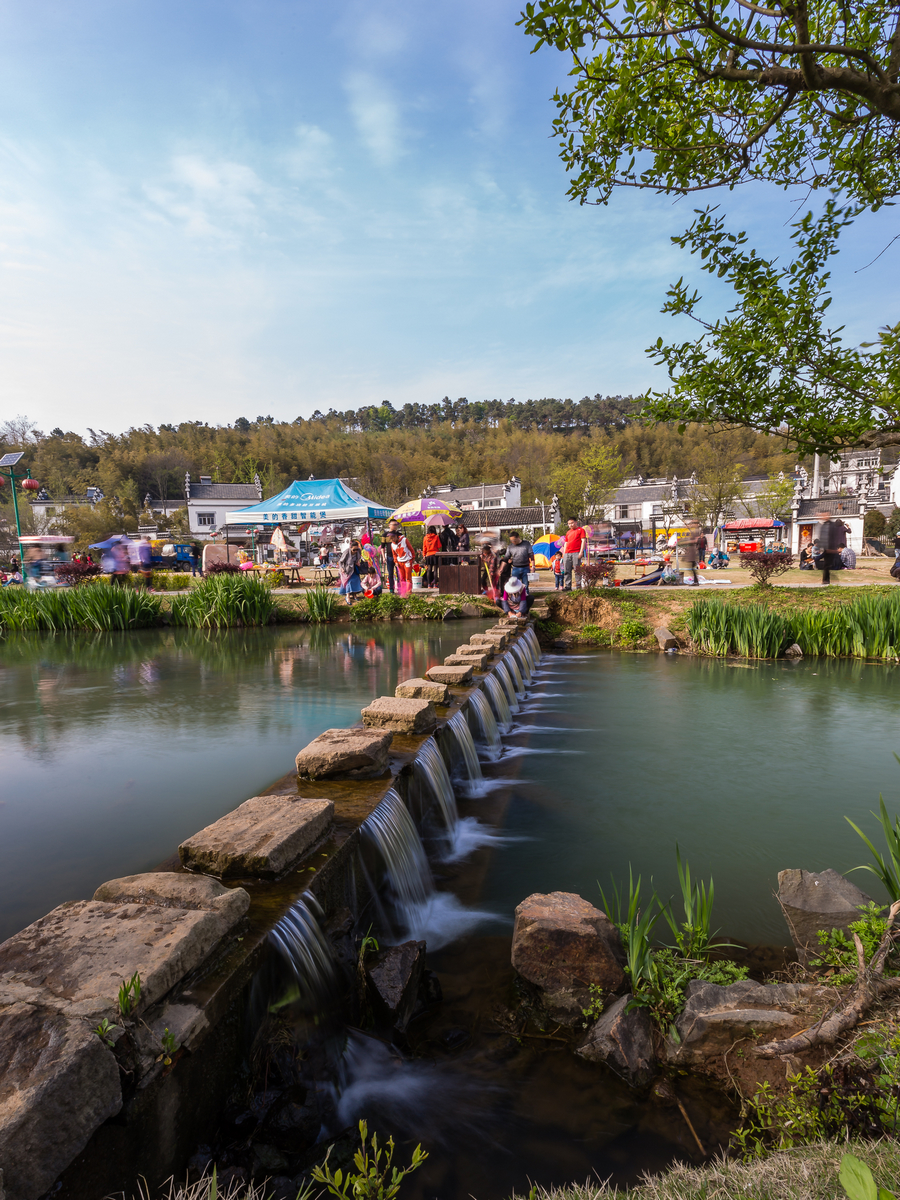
0,584,162,632
687,594,900,659
170,574,275,629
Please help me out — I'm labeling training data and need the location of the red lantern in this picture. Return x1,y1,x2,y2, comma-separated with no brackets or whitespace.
21,478,40,491
0,475,5,487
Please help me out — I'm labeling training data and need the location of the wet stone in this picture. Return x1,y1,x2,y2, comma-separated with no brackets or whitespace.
577,994,657,1088
365,940,426,1031
426,664,473,686
654,627,678,650
444,653,489,670
361,696,436,735
454,643,494,658
395,678,450,705
777,868,876,965
179,799,334,879
295,728,393,780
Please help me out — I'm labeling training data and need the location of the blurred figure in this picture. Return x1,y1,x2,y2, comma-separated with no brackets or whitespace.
190,541,203,576
817,511,844,585
138,538,153,590
678,521,701,586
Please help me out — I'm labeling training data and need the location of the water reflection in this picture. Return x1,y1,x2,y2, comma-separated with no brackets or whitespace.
0,622,480,941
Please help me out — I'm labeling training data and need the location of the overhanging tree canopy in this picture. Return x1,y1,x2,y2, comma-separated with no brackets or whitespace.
519,0,900,207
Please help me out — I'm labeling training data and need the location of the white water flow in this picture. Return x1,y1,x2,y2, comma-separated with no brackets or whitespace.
414,739,459,834
268,891,338,1010
495,659,520,711
468,689,502,758
511,640,533,680
523,626,541,665
484,672,513,731
448,709,484,785
507,655,526,695
361,788,489,946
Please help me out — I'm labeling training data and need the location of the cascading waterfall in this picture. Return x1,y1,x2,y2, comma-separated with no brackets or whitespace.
523,626,541,662
506,655,526,695
468,688,501,758
447,709,483,785
495,659,520,711
361,787,490,946
511,640,532,680
414,739,458,834
361,788,433,915
268,891,338,1010
484,672,512,730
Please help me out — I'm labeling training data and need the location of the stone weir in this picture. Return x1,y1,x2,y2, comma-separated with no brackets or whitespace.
0,617,533,1200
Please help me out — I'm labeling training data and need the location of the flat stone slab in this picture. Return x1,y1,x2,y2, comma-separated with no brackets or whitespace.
395,677,450,705
179,798,334,879
777,868,875,964
361,696,436,735
295,727,393,779
444,653,489,670
93,872,248,913
654,626,677,650
454,643,494,658
0,888,249,1022
425,664,473,686
0,1000,122,1200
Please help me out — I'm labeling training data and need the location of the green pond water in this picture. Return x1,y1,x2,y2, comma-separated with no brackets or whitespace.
0,622,478,942
482,650,900,946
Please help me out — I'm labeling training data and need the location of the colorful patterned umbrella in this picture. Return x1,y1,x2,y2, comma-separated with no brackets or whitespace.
389,497,463,525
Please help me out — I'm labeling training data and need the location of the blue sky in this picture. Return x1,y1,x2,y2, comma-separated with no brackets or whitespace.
0,0,896,435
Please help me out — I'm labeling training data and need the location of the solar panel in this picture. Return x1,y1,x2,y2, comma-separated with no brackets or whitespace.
0,451,24,467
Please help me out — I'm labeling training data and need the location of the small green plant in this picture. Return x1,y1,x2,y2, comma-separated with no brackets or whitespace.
734,1065,871,1158
847,789,900,902
305,586,340,623
810,903,898,986
852,1024,900,1134
157,1026,180,1066
662,845,725,960
117,971,142,1017
93,1017,118,1048
311,1119,428,1200
599,867,664,995
580,624,609,645
616,617,649,645
840,1152,897,1200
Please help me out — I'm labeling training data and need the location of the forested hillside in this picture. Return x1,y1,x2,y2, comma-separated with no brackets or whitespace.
1,400,797,522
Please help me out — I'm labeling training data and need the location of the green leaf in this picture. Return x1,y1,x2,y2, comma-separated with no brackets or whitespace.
839,1153,878,1200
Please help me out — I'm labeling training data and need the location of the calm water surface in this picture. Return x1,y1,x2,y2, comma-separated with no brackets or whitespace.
478,650,900,945
0,622,477,940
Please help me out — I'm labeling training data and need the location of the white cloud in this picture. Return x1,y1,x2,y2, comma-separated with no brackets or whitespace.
344,73,404,168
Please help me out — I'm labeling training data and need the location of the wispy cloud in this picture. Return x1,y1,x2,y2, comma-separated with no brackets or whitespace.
344,73,404,168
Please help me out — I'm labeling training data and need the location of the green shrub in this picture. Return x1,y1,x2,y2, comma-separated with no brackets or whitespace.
581,624,608,644
811,903,900,986
0,584,161,633
305,586,340,623
170,574,275,628
617,618,649,645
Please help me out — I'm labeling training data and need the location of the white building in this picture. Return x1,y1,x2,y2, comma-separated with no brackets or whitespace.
183,473,262,538
430,477,522,510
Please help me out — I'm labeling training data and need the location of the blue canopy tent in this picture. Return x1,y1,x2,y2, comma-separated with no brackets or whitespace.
224,478,391,527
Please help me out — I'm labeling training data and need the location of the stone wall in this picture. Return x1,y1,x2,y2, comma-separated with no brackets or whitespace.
0,615,528,1200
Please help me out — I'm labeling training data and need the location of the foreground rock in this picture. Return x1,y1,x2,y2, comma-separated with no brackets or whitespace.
577,994,656,1087
0,1002,122,1200
777,868,875,965
0,873,249,1200
365,940,425,1031
654,627,677,650
668,979,829,1064
394,677,450,704
179,798,334,878
361,696,436,735
0,877,249,1022
295,728,392,779
511,892,626,1023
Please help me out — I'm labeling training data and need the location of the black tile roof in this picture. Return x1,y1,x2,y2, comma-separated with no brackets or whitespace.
459,505,556,530
797,496,860,517
188,483,260,501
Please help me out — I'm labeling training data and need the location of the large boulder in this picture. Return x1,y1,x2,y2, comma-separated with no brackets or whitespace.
295,728,392,779
577,994,656,1088
777,868,876,965
361,697,436,735
365,940,426,1031
669,979,828,1064
511,892,626,1023
179,797,334,878
0,1001,122,1200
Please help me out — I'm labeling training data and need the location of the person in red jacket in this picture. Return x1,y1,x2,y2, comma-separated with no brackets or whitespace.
561,518,586,590
389,529,415,595
422,526,442,587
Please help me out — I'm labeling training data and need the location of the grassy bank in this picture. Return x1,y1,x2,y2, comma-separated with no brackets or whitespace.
525,1140,900,1200
0,579,498,633
540,586,900,659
